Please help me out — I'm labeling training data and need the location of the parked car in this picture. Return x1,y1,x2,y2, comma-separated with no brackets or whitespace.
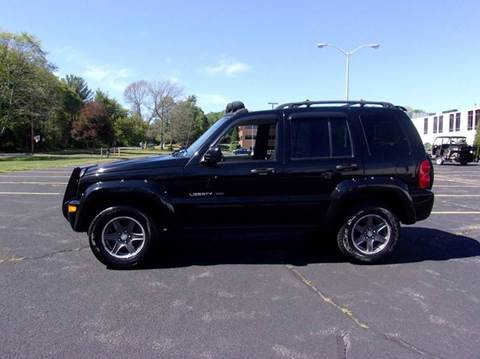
233,147,251,155
63,100,434,268
431,136,476,165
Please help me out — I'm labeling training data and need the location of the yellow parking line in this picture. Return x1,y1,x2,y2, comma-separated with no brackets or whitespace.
0,192,59,195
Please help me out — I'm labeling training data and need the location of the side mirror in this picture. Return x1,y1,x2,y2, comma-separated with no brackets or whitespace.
201,147,223,166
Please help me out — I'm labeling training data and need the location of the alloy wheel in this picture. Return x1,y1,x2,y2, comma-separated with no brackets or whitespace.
101,216,146,259
351,214,391,255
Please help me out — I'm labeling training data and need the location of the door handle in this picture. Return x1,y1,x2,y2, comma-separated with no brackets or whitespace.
335,163,358,171
250,168,276,175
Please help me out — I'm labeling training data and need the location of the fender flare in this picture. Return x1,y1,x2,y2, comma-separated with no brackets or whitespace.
73,180,174,231
324,177,416,225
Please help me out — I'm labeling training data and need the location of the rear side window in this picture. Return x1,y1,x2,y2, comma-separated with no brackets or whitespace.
290,116,352,159
361,112,411,158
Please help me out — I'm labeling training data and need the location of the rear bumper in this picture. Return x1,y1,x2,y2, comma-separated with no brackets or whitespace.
411,189,434,221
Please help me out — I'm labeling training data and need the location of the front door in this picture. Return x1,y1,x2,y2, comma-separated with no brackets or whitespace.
179,114,284,228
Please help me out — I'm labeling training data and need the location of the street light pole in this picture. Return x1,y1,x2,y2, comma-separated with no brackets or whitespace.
345,53,350,100
317,43,380,101
268,102,278,109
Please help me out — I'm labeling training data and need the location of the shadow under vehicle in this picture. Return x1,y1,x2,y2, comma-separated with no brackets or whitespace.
431,136,477,165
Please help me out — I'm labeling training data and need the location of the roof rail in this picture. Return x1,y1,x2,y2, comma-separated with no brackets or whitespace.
275,100,397,110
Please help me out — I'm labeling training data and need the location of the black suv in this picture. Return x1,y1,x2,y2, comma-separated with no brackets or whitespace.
63,100,434,268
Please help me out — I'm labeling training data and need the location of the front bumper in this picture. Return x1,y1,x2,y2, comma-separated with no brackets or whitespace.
63,199,80,229
62,167,81,229
411,189,434,221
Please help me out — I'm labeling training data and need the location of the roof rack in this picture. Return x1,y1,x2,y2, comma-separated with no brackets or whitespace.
275,100,400,110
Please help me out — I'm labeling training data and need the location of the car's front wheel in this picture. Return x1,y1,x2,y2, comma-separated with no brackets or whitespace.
337,206,399,263
89,206,155,268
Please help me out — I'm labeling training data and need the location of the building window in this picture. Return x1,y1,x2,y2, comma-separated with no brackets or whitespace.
433,117,438,133
455,113,461,131
220,121,277,161
423,118,428,134
438,115,443,133
476,110,480,129
468,111,474,131
449,114,454,132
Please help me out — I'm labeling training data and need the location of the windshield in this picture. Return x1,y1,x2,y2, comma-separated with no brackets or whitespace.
178,116,229,156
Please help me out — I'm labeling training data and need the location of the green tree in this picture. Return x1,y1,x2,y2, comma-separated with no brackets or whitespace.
206,111,224,125
114,114,148,146
0,31,60,153
63,74,93,103
169,95,209,147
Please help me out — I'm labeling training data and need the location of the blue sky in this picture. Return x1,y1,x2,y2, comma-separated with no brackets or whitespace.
2,0,479,113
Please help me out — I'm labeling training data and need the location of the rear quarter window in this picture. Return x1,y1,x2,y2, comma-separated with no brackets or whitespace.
360,111,411,158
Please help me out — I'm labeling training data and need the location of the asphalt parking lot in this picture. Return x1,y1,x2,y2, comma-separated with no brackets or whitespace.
1,164,480,359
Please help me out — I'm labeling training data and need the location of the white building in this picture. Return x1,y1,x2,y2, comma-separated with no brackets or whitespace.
411,106,480,145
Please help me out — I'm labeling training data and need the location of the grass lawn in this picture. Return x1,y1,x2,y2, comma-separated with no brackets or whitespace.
0,149,171,173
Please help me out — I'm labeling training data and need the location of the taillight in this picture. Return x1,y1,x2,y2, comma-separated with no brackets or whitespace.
419,160,431,189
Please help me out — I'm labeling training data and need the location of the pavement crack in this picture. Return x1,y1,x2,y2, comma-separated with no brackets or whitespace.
285,264,445,359
336,331,350,359
286,264,369,330
378,333,443,358
0,246,89,264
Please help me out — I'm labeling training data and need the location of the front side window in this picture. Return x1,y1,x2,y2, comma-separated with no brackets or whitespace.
361,112,411,158
217,120,277,162
290,116,352,159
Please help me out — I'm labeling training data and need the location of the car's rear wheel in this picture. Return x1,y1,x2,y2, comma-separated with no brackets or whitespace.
436,157,444,165
337,206,399,263
89,206,155,268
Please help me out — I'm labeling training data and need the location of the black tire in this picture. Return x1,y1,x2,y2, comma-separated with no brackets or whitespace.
337,206,399,263
88,206,156,268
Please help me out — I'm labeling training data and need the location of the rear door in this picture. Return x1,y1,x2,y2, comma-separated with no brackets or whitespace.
281,109,363,226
